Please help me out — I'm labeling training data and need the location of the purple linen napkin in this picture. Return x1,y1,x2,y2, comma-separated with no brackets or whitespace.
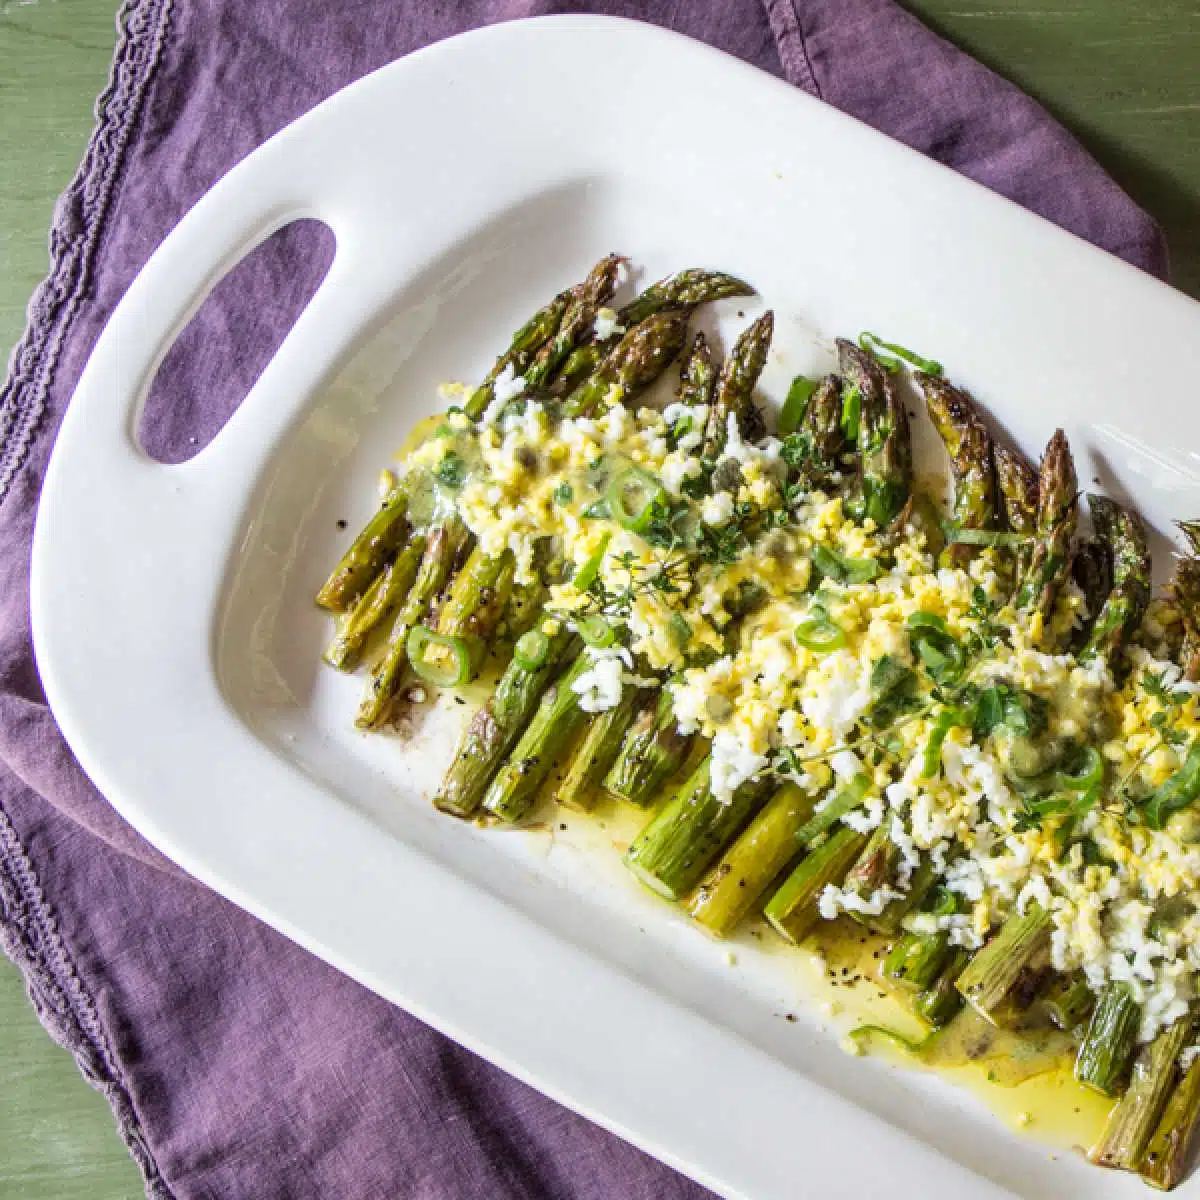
0,2,1166,1196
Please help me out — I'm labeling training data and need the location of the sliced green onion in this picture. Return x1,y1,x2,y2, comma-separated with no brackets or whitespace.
847,1023,935,1057
578,614,616,648
811,544,879,585
406,625,471,687
841,382,862,443
779,375,817,436
907,615,965,684
580,499,610,520
929,886,958,917
607,467,665,533
858,332,943,376
513,629,550,670
943,525,1031,548
1056,745,1105,792
923,708,967,778
574,533,610,592
794,616,847,653
794,774,870,846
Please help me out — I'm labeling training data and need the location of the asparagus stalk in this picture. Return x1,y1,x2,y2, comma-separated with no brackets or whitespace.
1075,981,1142,1095
677,331,716,408
1092,1017,1192,1171
481,650,596,823
838,338,911,528
316,485,409,612
356,518,470,729
428,545,516,677
869,857,938,937
1015,429,1078,627
687,783,817,937
703,312,773,457
1172,553,1200,682
1044,971,1096,1032
623,760,773,901
917,373,997,567
884,929,953,991
561,309,690,419
914,946,971,1029
788,373,847,491
616,268,754,328
323,536,427,671
435,623,577,818
519,254,624,393
1141,1055,1200,1189
763,826,868,945
1070,538,1114,652
555,686,641,812
955,905,1053,1026
547,272,750,401
464,293,569,419
1080,494,1152,667
604,689,693,807
993,441,1039,582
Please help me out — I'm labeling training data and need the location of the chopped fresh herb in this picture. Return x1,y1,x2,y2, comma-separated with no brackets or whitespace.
436,451,468,489
858,331,943,376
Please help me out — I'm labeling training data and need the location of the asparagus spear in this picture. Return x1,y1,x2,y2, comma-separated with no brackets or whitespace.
427,545,516,677
838,338,911,529
1044,971,1096,1032
993,442,1039,581
763,825,868,944
687,782,817,937
956,905,1053,1026
435,623,577,818
1141,1055,1200,1189
604,689,693,806
1076,981,1142,1095
789,374,847,491
870,857,938,937
356,518,470,729
561,309,690,419
915,947,970,1029
464,291,571,420
884,929,954,991
677,331,717,408
1092,1017,1192,1171
1172,554,1200,681
556,686,641,812
520,254,624,393
703,312,774,457
323,536,427,671
549,272,750,400
481,650,597,823
917,373,996,567
835,824,935,937
616,268,754,328
1015,430,1078,627
1071,539,1114,651
1080,494,1152,667
316,485,410,612
623,760,773,901
840,823,900,900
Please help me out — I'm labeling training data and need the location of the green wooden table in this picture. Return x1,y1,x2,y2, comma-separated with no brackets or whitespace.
1,1,1197,1194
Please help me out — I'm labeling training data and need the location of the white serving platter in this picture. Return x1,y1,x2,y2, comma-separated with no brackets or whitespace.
30,15,1200,1199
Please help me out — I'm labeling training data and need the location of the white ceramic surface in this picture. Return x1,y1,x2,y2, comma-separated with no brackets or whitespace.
30,16,1200,1199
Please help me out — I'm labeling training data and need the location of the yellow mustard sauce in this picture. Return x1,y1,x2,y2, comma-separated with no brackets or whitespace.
527,773,1115,1166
